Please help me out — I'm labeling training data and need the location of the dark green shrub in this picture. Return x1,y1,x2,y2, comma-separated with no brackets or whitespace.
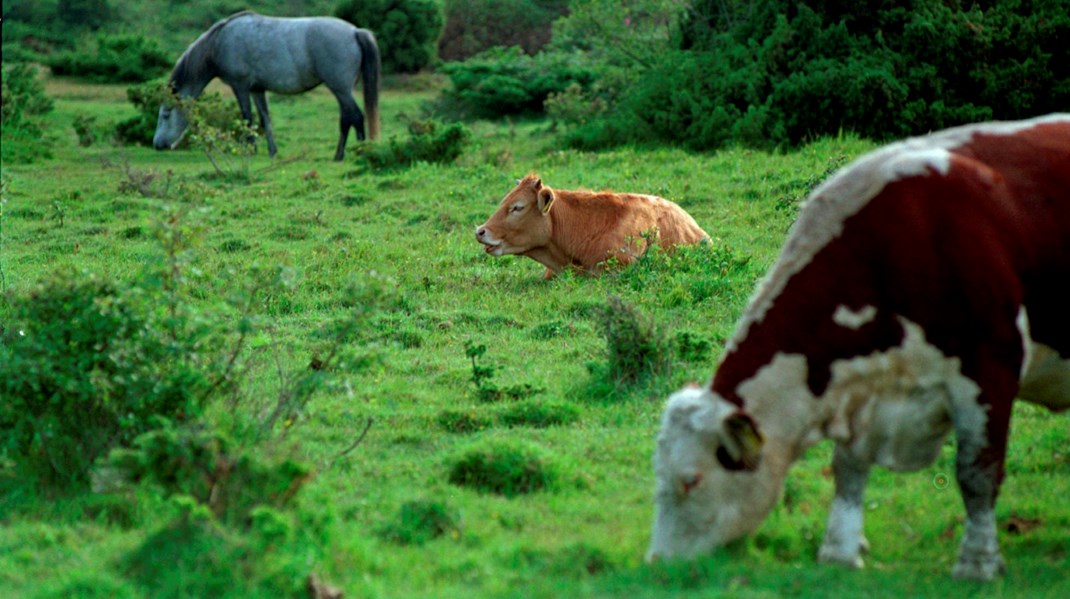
437,409,492,434
0,273,217,487
1,63,55,163
335,0,443,74
105,421,312,525
673,331,712,363
1,63,54,127
439,0,568,61
448,440,558,496
72,114,103,146
596,296,671,385
378,500,460,545
57,0,114,31
357,117,470,169
48,33,172,83
499,400,580,428
440,46,598,118
573,0,1070,151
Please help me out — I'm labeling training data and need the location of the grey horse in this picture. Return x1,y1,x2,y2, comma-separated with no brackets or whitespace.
153,11,380,160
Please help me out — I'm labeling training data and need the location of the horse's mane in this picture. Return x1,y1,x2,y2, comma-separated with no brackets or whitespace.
170,10,256,91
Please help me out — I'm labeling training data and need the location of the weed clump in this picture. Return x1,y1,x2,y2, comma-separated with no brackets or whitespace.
596,295,672,385
357,118,470,169
499,400,580,429
378,500,461,545
437,409,492,434
105,421,312,525
448,440,557,497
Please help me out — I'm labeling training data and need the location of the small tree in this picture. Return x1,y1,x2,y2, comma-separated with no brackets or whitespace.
335,0,444,74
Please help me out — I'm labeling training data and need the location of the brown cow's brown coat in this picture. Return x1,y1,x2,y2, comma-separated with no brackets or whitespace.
475,174,709,279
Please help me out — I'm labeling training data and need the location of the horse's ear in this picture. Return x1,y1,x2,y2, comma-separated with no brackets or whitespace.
537,187,555,214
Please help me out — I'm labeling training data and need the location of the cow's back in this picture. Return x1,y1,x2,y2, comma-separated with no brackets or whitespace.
715,114,1070,407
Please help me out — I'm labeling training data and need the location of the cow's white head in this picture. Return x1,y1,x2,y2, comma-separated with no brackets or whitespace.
475,174,555,257
647,385,773,562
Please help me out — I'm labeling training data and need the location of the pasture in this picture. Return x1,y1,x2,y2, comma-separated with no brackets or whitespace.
1,72,1068,598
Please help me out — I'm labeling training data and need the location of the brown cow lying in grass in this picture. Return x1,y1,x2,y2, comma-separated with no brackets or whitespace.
475,174,709,279
647,114,1070,580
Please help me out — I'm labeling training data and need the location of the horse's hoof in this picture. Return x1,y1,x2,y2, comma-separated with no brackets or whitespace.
818,544,865,569
951,553,1007,581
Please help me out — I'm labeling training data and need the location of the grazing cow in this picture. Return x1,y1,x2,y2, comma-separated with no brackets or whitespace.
647,114,1070,580
475,174,709,279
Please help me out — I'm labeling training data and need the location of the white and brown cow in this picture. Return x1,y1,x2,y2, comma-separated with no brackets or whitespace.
475,174,709,279
647,114,1070,580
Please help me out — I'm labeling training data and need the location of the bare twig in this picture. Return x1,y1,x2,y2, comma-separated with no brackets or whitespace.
326,417,374,470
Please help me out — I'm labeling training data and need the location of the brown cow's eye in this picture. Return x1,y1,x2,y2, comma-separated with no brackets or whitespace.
511,204,524,213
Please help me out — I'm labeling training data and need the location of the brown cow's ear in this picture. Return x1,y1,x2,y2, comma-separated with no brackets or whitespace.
537,188,555,214
532,177,542,190
715,412,763,471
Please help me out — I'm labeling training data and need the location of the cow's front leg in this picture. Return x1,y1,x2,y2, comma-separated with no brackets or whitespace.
819,445,871,568
951,401,1010,580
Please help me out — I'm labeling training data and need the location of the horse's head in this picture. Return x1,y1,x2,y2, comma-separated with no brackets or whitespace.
153,97,189,151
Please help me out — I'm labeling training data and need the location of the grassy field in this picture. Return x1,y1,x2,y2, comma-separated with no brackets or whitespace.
1,72,1068,598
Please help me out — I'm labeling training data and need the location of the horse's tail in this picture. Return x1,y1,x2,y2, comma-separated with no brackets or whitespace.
355,29,381,141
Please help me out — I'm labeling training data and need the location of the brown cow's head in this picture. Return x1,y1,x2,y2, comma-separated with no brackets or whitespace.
475,174,556,257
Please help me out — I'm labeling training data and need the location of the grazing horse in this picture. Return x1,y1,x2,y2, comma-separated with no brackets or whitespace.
153,10,380,160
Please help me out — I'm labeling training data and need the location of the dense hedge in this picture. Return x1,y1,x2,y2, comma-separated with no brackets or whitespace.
440,46,598,118
438,0,568,61
47,33,172,83
335,0,443,74
567,0,1070,151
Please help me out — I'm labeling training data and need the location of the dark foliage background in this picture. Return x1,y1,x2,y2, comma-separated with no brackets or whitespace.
564,0,1070,150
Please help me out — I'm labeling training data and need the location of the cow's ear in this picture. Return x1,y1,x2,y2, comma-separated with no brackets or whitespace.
715,412,763,471
537,188,555,214
531,177,542,190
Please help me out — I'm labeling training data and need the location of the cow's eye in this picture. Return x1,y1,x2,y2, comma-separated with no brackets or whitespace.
510,203,525,213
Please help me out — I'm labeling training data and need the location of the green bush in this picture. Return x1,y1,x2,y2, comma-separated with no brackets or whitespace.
1,63,55,163
48,33,172,83
572,0,1070,151
357,117,470,169
439,0,568,61
57,0,114,31
0,273,218,487
440,46,598,118
335,0,443,74
448,440,558,496
378,500,460,545
499,400,580,428
596,296,671,385
437,409,492,434
105,421,312,525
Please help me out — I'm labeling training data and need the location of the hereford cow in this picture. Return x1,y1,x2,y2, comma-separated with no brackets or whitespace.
475,175,709,279
647,114,1070,580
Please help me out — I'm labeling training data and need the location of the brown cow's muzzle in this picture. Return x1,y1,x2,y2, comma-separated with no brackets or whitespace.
475,225,503,254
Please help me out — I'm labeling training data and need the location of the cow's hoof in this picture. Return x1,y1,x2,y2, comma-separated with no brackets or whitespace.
951,553,1007,581
818,545,865,569
859,535,870,555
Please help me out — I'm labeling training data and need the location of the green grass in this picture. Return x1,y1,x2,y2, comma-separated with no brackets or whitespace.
1,71,1068,599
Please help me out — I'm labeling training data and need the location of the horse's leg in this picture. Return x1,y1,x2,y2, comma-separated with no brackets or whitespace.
252,91,277,158
232,87,260,153
330,87,365,161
